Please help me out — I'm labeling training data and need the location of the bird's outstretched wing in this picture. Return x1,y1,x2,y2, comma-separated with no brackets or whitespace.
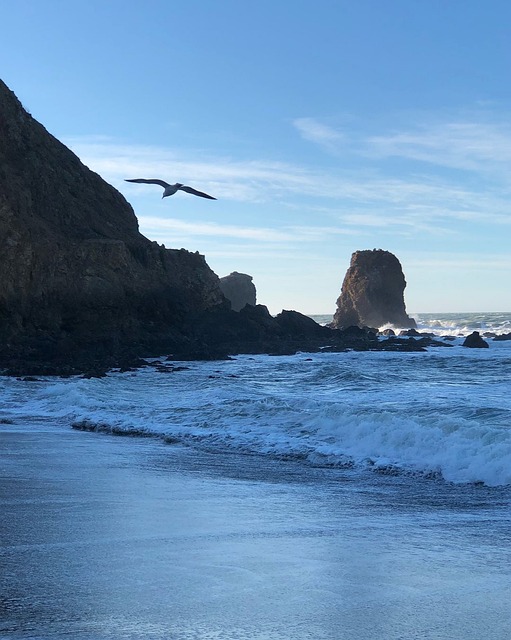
125,178,171,188
179,185,217,200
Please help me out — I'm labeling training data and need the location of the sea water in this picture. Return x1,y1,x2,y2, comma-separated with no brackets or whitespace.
3,312,510,487
1,312,511,639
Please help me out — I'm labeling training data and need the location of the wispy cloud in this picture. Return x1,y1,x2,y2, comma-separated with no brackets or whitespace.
292,117,345,152
404,252,511,271
365,121,511,174
292,115,511,179
65,126,511,241
139,216,297,242
138,216,359,244
65,137,316,203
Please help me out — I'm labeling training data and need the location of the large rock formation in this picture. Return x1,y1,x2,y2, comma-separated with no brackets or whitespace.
462,331,489,348
0,78,226,369
219,271,256,311
331,249,416,330
1,80,444,374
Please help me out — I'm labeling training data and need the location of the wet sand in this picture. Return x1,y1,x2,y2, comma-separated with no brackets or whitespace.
1,425,510,640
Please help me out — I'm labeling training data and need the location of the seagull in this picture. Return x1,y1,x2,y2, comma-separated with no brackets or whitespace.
125,178,216,200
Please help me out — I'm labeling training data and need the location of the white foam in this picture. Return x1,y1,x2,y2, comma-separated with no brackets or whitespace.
2,332,511,487
411,312,511,337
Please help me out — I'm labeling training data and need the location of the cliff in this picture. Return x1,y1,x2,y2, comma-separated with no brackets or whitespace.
331,249,416,330
219,272,257,311
1,80,436,375
0,79,226,370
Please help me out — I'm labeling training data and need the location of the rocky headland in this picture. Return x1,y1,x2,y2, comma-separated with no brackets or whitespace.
0,79,230,374
0,80,457,376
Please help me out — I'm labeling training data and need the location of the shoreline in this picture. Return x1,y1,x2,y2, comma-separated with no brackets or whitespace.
2,424,511,639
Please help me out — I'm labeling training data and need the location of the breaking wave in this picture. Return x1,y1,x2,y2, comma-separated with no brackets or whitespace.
3,332,510,486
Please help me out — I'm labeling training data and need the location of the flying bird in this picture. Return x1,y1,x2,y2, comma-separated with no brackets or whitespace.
125,178,216,200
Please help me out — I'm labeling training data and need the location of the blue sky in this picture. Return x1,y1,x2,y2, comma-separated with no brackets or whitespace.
2,0,511,314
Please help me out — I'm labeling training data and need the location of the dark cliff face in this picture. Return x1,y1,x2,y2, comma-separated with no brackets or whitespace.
0,80,431,374
0,79,226,364
331,249,416,330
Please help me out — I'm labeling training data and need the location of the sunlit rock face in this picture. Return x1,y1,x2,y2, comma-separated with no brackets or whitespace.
331,249,416,330
0,78,226,365
219,272,257,312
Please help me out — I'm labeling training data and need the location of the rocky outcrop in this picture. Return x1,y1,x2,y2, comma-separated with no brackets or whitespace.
0,78,226,370
462,332,489,348
219,271,256,311
0,79,384,374
0,80,450,375
331,249,416,330
170,304,383,359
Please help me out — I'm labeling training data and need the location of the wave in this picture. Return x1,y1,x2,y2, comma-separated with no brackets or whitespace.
310,312,511,337
412,312,511,337
67,394,511,487
46,350,510,487
3,344,511,488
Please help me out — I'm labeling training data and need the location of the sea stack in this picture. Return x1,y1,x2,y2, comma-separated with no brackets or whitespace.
331,249,416,330
219,272,257,312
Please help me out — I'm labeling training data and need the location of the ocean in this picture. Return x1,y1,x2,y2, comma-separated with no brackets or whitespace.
1,312,511,639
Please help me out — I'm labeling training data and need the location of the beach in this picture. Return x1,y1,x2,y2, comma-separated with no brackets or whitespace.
3,3,511,636
2,421,510,640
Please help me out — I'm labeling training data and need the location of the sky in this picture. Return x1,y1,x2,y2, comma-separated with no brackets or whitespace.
2,0,511,315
